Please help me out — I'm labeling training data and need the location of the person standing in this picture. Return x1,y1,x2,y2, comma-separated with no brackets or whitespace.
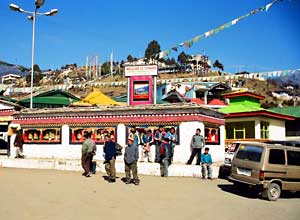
154,126,166,163
201,147,213,179
88,135,97,174
124,137,139,185
141,129,153,162
14,129,24,159
166,127,177,163
81,132,94,177
103,135,117,183
159,137,171,177
186,128,205,165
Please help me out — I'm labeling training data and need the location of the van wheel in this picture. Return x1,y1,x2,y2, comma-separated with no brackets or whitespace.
263,183,281,201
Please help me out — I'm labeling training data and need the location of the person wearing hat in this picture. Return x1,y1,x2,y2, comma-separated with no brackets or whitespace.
14,129,25,159
124,136,139,185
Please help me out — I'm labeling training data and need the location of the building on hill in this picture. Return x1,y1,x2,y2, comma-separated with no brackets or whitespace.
18,89,80,108
1,74,21,84
186,54,211,75
219,91,295,144
270,106,300,140
159,82,230,109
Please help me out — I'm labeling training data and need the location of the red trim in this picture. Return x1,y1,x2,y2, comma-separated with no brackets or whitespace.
224,111,295,120
223,92,265,100
0,110,15,116
13,114,225,126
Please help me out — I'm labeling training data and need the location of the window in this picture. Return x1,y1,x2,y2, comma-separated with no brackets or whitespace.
204,126,220,145
287,151,300,166
236,145,264,162
269,149,285,165
23,128,61,144
226,121,255,139
260,121,269,139
70,126,117,144
133,81,150,101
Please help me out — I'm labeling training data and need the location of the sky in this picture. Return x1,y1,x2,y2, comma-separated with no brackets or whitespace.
0,0,299,73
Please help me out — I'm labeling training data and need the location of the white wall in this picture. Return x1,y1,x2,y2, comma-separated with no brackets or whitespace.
20,121,225,163
268,118,286,140
225,116,286,141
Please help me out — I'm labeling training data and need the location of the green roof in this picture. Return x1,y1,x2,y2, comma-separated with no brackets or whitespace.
19,97,75,105
0,96,18,103
219,103,264,114
270,106,300,118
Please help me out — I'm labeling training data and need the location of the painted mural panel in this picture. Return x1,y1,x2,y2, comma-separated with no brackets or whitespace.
205,126,220,145
70,126,116,144
23,128,61,144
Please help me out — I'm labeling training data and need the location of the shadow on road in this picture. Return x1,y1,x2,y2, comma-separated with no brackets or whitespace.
218,184,300,200
217,184,259,199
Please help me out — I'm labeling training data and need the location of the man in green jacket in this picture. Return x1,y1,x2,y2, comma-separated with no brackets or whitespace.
81,132,95,177
186,128,205,165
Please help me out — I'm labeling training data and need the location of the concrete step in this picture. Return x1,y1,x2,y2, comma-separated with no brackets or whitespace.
0,156,220,178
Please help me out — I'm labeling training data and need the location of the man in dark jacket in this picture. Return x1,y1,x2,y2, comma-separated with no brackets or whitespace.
14,129,25,159
160,137,171,177
124,137,139,185
103,135,117,183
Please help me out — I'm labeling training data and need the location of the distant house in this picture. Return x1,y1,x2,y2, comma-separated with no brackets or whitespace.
1,74,21,84
271,106,300,140
18,89,80,108
159,82,230,108
219,91,295,143
186,54,211,75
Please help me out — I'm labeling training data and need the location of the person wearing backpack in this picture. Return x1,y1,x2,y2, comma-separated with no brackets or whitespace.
159,137,171,177
186,128,205,165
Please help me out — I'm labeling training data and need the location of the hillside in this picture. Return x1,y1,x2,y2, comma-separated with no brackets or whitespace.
0,60,29,77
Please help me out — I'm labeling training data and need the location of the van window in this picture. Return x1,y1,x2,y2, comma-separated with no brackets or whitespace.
236,145,263,162
269,149,285,165
287,151,300,166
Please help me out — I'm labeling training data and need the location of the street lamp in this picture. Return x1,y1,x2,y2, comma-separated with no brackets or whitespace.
9,0,58,109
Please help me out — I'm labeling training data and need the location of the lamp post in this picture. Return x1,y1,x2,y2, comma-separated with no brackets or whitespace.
9,0,58,109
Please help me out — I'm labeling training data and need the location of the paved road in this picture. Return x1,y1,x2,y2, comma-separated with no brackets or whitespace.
0,168,299,220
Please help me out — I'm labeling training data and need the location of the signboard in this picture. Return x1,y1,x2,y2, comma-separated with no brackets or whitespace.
125,65,158,77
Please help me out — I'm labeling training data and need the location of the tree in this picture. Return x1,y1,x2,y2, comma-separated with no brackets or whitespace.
33,64,41,73
26,72,43,86
177,52,191,65
164,58,177,66
213,60,224,71
145,40,161,59
101,62,111,75
127,54,134,62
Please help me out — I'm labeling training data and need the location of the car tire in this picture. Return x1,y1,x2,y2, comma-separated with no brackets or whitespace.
262,183,281,201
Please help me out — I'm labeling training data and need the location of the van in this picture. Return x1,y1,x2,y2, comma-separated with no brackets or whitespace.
228,142,300,201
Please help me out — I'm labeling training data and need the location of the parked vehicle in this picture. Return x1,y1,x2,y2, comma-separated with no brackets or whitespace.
228,142,300,201
264,140,300,147
219,142,249,178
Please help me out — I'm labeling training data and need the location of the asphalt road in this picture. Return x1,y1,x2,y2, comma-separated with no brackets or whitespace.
0,168,299,220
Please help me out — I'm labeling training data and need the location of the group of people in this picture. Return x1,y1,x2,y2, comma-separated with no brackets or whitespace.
81,127,213,183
